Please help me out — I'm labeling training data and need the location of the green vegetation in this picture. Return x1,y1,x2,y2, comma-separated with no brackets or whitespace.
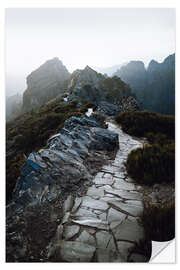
115,111,175,242
115,110,175,140
141,201,175,241
6,97,85,202
100,76,132,103
115,111,175,186
126,143,175,185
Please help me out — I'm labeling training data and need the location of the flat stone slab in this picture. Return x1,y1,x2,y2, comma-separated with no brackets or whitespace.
81,196,109,211
110,220,123,230
96,249,125,262
76,230,96,246
72,207,97,218
93,177,114,186
113,219,145,243
63,225,80,240
99,212,107,221
106,236,117,251
113,179,135,191
101,196,120,203
60,241,95,262
105,187,142,200
116,241,135,260
108,200,143,217
86,186,105,198
96,249,111,262
96,231,112,249
107,207,127,223
72,216,109,230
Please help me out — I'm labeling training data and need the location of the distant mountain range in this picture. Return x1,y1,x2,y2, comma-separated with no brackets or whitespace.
6,54,175,120
93,64,127,76
113,54,175,114
21,59,139,114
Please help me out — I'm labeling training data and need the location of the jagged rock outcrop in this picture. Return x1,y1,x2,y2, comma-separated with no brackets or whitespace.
23,58,70,111
68,66,104,90
6,114,119,262
67,66,140,114
113,54,175,114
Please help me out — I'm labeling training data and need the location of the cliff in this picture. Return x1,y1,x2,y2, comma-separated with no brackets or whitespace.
113,54,175,114
23,58,70,110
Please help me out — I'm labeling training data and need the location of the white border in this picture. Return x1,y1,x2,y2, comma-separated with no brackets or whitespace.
1,0,179,267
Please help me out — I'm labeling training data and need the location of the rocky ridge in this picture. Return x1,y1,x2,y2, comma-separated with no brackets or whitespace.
21,58,140,115
67,66,140,115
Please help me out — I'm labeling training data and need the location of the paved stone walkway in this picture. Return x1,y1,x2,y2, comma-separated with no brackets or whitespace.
48,122,147,262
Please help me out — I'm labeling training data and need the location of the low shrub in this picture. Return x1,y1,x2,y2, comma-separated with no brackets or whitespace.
115,111,175,186
141,201,175,241
126,143,175,185
115,111,175,140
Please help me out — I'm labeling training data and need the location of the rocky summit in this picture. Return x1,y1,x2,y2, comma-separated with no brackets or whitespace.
23,58,70,110
21,59,140,115
67,66,140,115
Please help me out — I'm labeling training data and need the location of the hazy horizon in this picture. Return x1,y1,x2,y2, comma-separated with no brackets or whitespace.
6,8,175,96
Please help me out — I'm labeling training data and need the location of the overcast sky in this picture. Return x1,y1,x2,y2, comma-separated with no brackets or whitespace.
6,8,175,77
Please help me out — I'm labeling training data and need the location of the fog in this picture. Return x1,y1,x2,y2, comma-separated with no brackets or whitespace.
6,8,175,96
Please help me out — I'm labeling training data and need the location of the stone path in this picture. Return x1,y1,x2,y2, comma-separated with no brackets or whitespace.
48,122,147,262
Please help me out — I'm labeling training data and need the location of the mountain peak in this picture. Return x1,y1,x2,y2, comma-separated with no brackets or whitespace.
23,58,70,110
84,65,94,71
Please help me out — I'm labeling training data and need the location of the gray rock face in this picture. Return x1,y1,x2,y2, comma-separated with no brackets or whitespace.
67,66,140,115
68,65,104,90
97,101,123,116
9,115,118,212
113,54,175,114
23,58,70,110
